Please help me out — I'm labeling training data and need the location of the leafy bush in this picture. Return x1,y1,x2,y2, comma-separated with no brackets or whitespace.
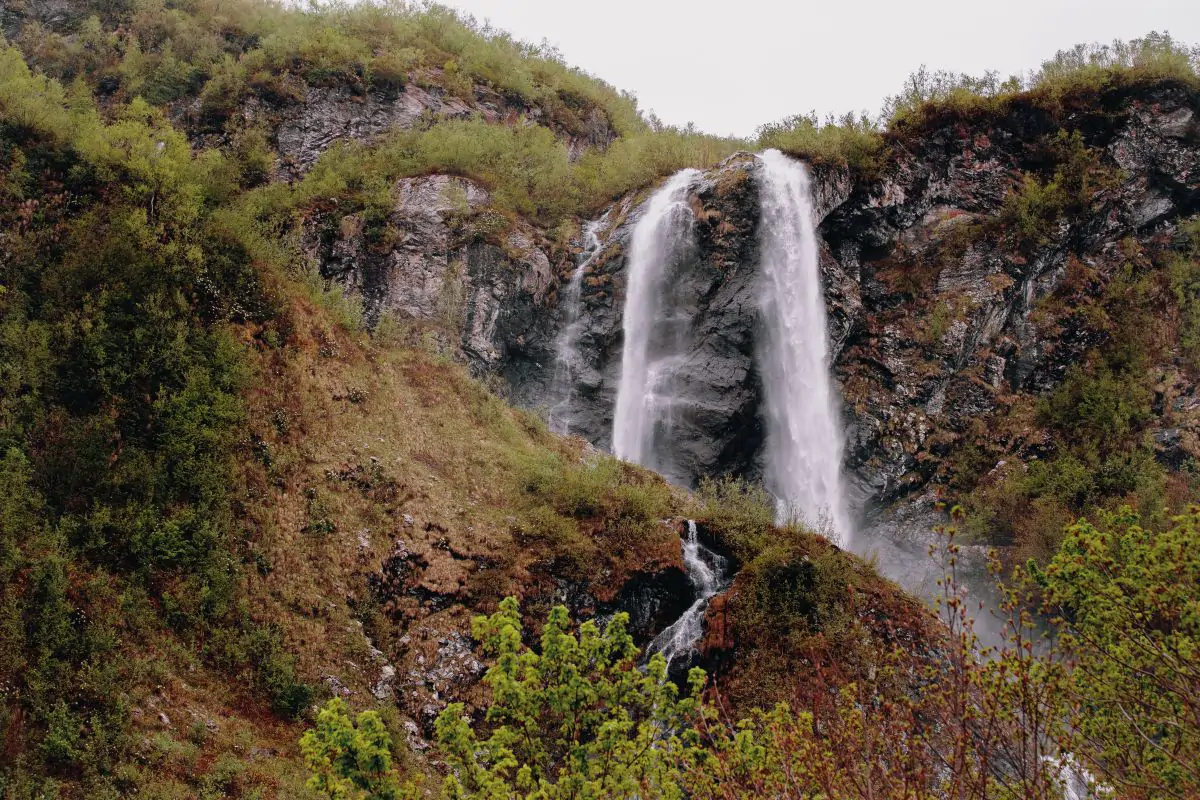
885,33,1198,132
693,476,776,562
1037,361,1153,445
999,131,1118,247
1030,31,1200,95
1038,508,1200,796
1169,217,1200,368
434,598,703,799
756,111,884,175
301,698,416,800
882,64,1021,124
0,38,310,791
0,43,73,141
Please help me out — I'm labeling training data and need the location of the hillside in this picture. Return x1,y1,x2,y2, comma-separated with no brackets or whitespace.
0,1,1198,797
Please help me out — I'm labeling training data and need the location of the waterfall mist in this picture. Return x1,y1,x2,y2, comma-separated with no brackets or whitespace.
611,168,700,479
756,149,853,544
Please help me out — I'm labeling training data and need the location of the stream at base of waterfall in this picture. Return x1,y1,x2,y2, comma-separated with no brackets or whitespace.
644,521,729,673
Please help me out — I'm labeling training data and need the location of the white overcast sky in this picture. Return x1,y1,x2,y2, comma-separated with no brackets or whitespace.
442,0,1200,137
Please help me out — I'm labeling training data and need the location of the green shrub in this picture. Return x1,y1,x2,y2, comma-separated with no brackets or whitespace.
883,33,1198,134
223,625,315,720
574,125,748,208
1000,131,1115,246
0,43,73,141
1169,217,1200,368
224,113,739,242
694,476,776,562
301,698,416,800
120,40,199,104
367,48,421,91
756,111,884,175
1037,362,1152,444
0,42,312,790
1030,31,1199,95
1039,508,1200,796
434,599,702,799
882,65,1020,125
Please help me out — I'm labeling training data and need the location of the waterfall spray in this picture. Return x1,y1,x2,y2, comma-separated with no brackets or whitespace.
756,149,852,543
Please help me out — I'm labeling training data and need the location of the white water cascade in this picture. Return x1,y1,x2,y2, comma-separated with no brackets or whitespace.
756,149,853,544
548,212,610,435
646,521,729,673
611,169,700,477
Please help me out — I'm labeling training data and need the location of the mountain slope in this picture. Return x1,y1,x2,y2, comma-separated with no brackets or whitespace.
1,2,1198,797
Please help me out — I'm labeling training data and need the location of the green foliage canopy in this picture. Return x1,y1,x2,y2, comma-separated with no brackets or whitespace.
435,598,704,800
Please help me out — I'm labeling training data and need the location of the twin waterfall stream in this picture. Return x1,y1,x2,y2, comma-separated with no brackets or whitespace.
755,150,852,539
611,152,849,542
554,150,851,673
610,167,701,475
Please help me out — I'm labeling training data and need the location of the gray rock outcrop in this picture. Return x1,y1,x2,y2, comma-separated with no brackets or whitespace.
308,173,558,375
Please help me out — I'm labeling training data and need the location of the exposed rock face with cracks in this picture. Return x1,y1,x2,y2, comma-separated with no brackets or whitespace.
311,82,1200,530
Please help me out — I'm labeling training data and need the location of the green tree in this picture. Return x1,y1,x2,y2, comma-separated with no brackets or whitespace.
434,597,705,800
300,698,415,800
1040,508,1200,797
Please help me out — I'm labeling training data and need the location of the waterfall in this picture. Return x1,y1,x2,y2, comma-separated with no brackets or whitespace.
548,212,609,435
646,521,729,673
756,149,852,543
611,169,700,478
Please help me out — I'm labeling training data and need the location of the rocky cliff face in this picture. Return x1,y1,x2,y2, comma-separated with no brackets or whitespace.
305,173,565,378
316,81,1199,535
231,73,617,179
554,85,1197,523
827,82,1199,513
265,79,614,177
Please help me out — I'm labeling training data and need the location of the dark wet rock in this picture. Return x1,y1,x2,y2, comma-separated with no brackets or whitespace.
1154,427,1188,469
526,524,693,646
528,154,774,485
1,0,82,38
596,567,693,644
